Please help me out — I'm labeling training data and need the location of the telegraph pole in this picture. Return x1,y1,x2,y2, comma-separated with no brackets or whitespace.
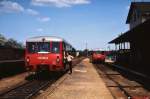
85,42,88,57
86,42,88,57
107,46,110,51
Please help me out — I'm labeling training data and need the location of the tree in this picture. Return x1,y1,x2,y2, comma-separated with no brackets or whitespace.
5,38,17,48
0,34,7,46
0,34,24,49
16,42,25,49
5,38,24,48
83,49,89,57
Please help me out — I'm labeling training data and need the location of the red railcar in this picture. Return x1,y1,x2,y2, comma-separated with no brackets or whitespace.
91,51,105,63
25,36,75,73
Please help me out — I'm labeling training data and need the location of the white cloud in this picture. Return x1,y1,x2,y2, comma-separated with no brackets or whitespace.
31,0,90,8
38,16,51,22
126,5,130,10
36,28,43,32
26,8,39,16
0,1,51,23
0,1,24,13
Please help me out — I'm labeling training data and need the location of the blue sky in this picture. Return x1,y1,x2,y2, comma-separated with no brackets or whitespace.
0,0,132,50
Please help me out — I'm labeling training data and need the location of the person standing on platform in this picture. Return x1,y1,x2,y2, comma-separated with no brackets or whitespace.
66,52,74,74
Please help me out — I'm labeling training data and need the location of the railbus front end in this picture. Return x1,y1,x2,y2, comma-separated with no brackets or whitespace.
25,36,75,74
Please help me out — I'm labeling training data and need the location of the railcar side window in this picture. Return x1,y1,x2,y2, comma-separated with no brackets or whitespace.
52,42,60,53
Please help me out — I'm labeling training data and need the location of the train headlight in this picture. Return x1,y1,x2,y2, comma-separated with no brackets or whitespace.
56,56,60,63
26,57,30,62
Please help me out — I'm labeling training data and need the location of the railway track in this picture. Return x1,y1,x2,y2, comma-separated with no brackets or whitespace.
0,57,84,99
0,72,63,99
0,80,52,99
106,63,150,89
94,63,150,99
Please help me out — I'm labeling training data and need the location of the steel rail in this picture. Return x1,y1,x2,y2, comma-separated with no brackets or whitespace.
0,80,54,99
95,64,132,99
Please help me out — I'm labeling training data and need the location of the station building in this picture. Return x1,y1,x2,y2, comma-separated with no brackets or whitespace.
109,2,150,76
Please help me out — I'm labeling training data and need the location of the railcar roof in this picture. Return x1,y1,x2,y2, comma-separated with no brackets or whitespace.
26,36,75,50
26,36,64,42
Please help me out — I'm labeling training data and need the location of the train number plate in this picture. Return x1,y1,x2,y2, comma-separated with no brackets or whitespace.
37,57,48,60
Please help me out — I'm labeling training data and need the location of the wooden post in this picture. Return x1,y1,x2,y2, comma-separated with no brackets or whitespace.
120,43,122,50
124,42,126,49
115,44,117,51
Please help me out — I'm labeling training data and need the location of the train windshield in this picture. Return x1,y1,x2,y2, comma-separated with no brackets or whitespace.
51,42,60,53
94,51,104,54
27,42,50,53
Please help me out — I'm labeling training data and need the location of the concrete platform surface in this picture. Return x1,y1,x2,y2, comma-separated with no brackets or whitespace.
46,58,113,99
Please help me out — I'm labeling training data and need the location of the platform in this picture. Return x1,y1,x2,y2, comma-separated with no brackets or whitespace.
46,58,113,99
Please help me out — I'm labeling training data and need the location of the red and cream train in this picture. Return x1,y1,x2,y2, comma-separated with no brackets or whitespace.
25,36,75,73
